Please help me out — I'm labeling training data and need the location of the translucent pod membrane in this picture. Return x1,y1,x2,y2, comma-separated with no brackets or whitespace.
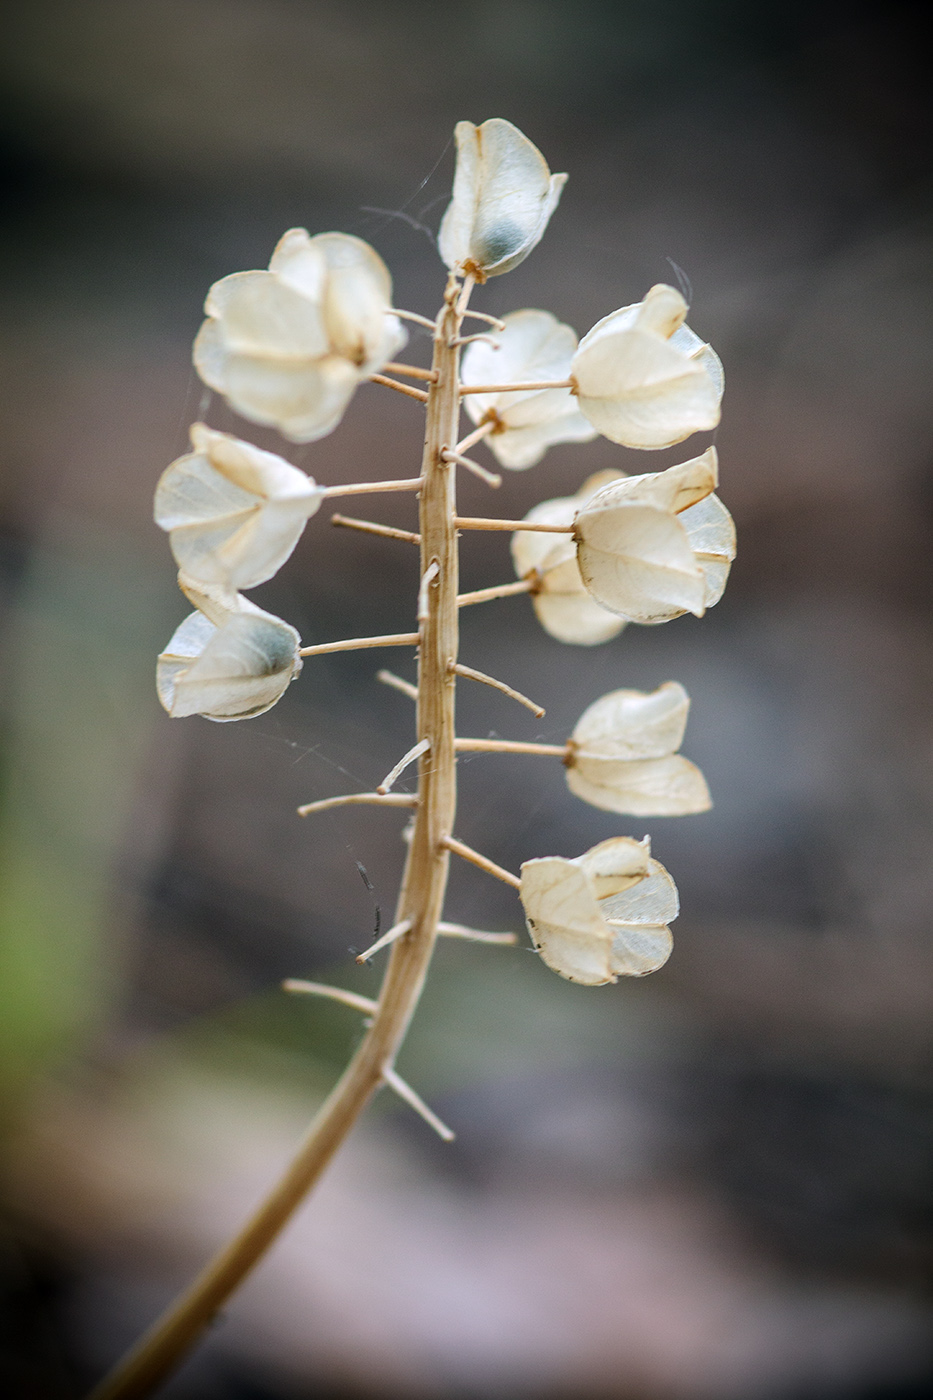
461,309,595,469
155,424,324,590
194,229,406,442
572,284,723,449
520,836,678,985
157,577,302,722
439,118,567,280
566,681,711,817
511,470,628,645
575,448,736,624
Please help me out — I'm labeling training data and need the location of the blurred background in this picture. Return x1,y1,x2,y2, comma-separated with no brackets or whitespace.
2,2,933,1396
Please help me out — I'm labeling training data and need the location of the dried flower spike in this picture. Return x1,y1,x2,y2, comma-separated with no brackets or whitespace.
439,119,567,280
194,229,406,441
154,424,325,589
520,836,678,985
156,577,302,721
460,309,596,468
572,283,723,448
566,682,711,815
574,447,736,623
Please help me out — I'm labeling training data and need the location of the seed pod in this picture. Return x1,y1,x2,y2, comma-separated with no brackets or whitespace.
574,448,735,623
155,424,324,589
572,284,722,449
157,577,302,722
520,836,678,985
439,119,567,280
566,682,711,816
194,229,406,442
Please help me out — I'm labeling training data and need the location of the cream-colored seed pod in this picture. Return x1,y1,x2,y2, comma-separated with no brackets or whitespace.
511,470,627,645
566,682,711,816
157,577,302,722
460,309,596,469
154,424,324,590
520,836,678,985
439,119,567,280
574,447,735,624
193,229,406,442
571,284,723,449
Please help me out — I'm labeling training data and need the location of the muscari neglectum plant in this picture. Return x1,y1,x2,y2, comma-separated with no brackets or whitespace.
93,118,735,1399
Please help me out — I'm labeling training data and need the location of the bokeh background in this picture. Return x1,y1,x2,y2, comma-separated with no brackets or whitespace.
2,2,933,1396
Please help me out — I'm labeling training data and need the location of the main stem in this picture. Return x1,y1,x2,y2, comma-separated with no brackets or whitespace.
90,284,465,1400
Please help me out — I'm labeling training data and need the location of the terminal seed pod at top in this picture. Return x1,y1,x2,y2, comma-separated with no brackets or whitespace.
566,682,711,816
572,284,723,449
574,448,736,624
155,424,324,590
461,309,596,469
157,577,302,722
512,470,628,645
194,230,406,442
520,837,678,985
439,119,567,280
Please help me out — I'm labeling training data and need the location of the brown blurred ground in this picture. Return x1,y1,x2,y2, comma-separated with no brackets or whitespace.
2,2,933,1396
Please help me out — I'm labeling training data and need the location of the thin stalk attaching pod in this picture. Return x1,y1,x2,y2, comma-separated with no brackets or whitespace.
456,579,535,608
297,792,418,816
389,308,438,331
450,661,545,717
454,420,497,455
282,982,379,1015
459,378,574,394
376,738,431,794
369,373,430,402
376,669,418,701
441,834,522,889
455,737,569,757
356,919,413,964
381,1066,455,1142
441,448,501,488
322,477,424,498
437,921,518,945
381,362,438,382
454,516,575,533
299,632,420,658
331,514,421,545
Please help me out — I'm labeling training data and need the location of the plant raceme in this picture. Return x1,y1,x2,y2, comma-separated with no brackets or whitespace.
96,115,735,1400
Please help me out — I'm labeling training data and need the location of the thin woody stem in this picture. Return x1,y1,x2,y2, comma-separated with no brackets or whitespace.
299,633,419,658
322,478,423,498
381,362,438,382
282,982,378,1015
441,449,501,488
330,515,421,545
450,662,544,718
87,277,471,1400
441,835,521,890
389,308,438,331
459,378,573,394
454,420,496,455
376,670,418,701
454,517,574,533
297,792,417,816
457,579,534,607
369,374,429,402
455,737,569,757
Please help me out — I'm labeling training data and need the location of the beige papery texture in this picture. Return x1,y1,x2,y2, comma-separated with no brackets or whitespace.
156,577,302,722
574,447,736,624
511,470,628,645
571,283,723,449
520,836,678,985
193,230,406,442
439,119,567,280
460,309,596,468
566,682,711,816
154,424,324,589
